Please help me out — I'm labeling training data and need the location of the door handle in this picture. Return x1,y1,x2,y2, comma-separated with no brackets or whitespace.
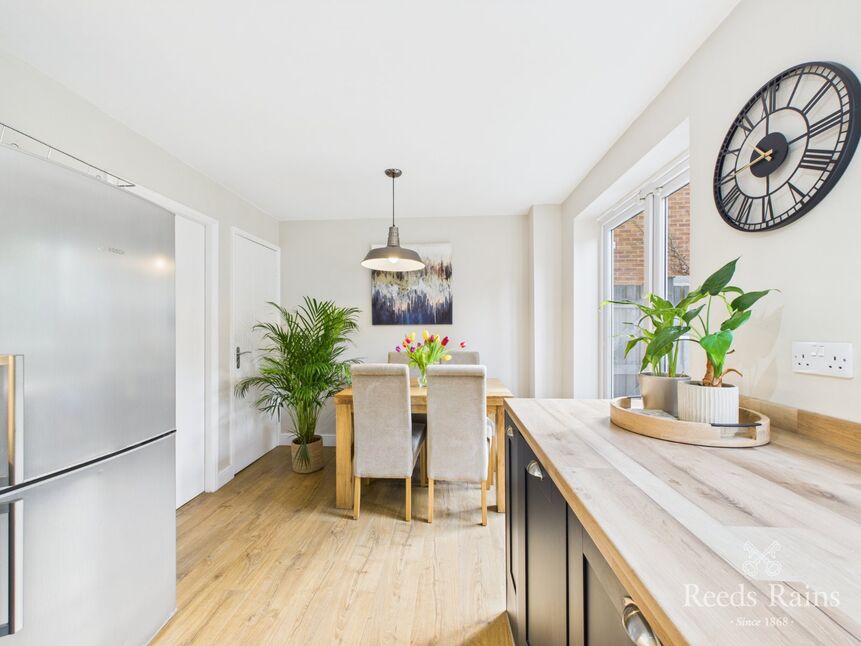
526,460,543,480
235,347,251,369
0,499,23,636
506,425,514,438
622,596,660,646
0,356,23,487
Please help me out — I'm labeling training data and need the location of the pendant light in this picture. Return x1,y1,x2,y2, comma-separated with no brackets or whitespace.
361,168,425,272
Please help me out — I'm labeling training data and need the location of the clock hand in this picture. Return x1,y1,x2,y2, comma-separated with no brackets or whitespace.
753,145,773,161
731,149,773,177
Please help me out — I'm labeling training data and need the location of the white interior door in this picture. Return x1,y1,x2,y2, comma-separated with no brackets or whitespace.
231,232,280,473
175,215,206,507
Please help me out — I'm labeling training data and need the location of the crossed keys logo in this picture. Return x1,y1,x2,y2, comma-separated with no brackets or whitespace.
742,541,782,578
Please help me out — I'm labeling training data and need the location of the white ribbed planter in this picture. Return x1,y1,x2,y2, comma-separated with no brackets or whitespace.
677,381,739,424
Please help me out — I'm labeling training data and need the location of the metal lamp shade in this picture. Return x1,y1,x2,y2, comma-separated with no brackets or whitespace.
361,225,425,272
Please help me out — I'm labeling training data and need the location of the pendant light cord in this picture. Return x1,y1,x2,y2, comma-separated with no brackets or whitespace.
392,174,396,227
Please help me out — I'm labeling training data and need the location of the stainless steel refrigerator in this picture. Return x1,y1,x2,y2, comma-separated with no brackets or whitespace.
0,144,176,644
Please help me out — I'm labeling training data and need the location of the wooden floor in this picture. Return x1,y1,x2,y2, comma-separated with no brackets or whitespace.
153,447,511,645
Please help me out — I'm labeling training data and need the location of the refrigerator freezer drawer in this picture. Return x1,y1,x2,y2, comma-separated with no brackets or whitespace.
0,433,176,646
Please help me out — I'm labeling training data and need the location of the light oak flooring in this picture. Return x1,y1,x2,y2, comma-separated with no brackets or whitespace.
153,447,511,645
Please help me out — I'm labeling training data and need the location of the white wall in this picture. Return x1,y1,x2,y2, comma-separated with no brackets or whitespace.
280,214,530,442
0,51,280,471
562,0,861,422
528,205,563,397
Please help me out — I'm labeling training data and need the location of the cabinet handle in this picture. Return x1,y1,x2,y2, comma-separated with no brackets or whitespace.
0,355,24,486
526,460,543,480
622,596,660,646
0,499,24,635
506,425,514,438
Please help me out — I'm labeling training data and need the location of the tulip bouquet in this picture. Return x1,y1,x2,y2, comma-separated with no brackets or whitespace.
395,330,467,387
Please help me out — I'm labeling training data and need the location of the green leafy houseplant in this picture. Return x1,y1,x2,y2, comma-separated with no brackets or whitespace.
682,258,774,387
601,293,693,378
235,297,359,471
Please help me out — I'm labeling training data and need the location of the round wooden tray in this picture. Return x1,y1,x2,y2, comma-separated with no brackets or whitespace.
609,397,770,447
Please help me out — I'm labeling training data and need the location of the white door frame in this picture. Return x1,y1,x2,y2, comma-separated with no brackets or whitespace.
124,184,222,493
228,227,281,474
598,156,690,398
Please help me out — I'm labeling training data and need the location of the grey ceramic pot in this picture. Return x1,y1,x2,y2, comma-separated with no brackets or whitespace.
638,373,691,417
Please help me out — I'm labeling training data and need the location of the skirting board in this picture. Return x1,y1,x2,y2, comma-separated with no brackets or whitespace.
216,465,235,489
280,432,336,447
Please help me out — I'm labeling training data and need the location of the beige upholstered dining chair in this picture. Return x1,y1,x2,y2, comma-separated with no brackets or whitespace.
425,365,493,526
387,351,419,378
351,364,426,522
447,351,480,365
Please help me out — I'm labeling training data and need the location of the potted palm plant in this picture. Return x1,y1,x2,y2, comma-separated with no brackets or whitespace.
676,258,774,424
601,293,692,416
235,297,360,473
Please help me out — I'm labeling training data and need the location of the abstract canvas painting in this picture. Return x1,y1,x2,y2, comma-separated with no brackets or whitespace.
371,243,452,325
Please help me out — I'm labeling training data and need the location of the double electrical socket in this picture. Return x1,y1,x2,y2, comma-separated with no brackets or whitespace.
792,342,854,379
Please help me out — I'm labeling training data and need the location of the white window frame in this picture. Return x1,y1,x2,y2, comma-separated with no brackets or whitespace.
599,155,690,398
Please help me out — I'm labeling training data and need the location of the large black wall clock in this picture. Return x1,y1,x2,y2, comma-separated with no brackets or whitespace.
714,61,861,231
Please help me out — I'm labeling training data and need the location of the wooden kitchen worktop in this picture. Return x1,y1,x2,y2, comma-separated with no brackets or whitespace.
504,398,861,645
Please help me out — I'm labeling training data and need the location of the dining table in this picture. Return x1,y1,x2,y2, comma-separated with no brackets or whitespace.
333,377,514,511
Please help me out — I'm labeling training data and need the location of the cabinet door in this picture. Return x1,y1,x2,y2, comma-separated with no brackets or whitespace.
568,509,586,646
505,416,527,645
525,450,568,646
582,531,661,646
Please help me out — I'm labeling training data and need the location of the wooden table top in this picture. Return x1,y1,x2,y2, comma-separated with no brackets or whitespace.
505,398,861,646
334,377,513,404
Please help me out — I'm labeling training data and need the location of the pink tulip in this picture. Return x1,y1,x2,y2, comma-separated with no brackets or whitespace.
441,336,449,346
460,341,466,348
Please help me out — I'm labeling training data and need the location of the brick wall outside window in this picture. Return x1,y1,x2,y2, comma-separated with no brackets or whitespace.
611,185,690,287
612,212,645,287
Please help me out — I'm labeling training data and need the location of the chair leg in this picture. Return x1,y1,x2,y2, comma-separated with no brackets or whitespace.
405,477,412,522
419,443,428,487
353,476,361,520
486,442,494,484
491,434,498,485
481,480,488,526
428,479,434,523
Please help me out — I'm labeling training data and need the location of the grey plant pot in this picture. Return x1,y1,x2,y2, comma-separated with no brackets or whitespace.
638,373,691,417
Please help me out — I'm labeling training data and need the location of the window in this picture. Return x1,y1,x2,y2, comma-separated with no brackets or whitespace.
600,159,690,398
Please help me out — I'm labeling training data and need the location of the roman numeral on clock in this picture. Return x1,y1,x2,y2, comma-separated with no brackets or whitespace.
808,109,847,139
722,184,742,211
763,196,775,222
788,182,806,205
799,148,837,171
802,81,831,115
737,196,753,223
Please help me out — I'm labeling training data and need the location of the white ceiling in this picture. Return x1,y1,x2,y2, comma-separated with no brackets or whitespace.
0,1,737,221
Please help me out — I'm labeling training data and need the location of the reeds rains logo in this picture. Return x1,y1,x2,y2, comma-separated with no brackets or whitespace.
683,541,840,613
742,540,781,578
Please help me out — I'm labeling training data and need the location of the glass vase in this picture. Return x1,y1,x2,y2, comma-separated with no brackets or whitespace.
417,366,428,388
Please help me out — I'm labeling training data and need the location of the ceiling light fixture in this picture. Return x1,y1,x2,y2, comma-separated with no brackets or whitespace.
361,168,425,272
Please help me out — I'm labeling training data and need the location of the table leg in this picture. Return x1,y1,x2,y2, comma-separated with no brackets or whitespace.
336,403,353,509
496,404,506,513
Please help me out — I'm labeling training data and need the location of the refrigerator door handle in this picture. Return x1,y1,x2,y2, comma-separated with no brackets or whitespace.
0,356,23,486
0,499,23,637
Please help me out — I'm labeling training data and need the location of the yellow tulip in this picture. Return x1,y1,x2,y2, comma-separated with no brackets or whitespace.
443,354,452,361
410,331,416,341
423,329,430,341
